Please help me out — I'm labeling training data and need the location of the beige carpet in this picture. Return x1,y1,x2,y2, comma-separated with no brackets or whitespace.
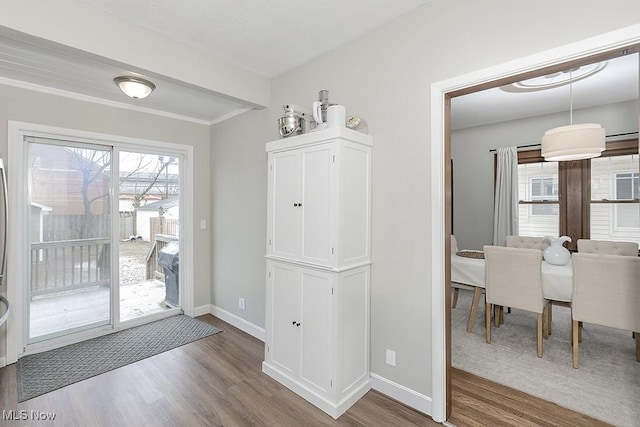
452,289,639,427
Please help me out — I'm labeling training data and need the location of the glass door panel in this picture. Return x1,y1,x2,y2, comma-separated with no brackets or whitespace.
28,141,112,342
118,151,180,322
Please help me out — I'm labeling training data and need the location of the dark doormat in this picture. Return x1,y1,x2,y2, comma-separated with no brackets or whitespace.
17,315,221,402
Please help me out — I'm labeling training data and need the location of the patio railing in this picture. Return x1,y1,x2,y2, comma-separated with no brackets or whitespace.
145,234,178,280
30,238,110,297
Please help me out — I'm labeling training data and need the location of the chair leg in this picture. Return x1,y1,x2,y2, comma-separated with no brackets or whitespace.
452,288,459,308
572,320,580,368
537,313,543,358
547,302,552,335
485,302,491,343
636,332,639,362
542,305,549,339
466,287,482,333
494,305,502,327
579,321,583,343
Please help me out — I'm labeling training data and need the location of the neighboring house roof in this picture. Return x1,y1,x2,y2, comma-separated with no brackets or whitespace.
138,196,179,211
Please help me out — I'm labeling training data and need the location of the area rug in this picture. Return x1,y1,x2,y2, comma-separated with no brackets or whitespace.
16,315,221,402
452,289,640,427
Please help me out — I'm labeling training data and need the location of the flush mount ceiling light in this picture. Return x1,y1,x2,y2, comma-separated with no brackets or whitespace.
541,68,605,162
114,76,156,99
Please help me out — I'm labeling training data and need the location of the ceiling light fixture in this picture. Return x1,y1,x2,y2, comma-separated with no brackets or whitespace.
541,68,605,162
114,76,156,99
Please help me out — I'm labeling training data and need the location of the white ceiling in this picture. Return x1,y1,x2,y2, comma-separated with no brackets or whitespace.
0,0,429,124
451,53,639,130
0,1,637,127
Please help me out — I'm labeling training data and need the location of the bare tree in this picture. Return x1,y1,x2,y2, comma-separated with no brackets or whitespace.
69,148,111,239
120,155,174,210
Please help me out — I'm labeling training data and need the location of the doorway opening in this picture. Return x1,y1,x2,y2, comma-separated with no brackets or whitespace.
430,33,640,422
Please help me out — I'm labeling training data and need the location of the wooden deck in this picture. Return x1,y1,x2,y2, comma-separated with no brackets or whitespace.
30,279,170,338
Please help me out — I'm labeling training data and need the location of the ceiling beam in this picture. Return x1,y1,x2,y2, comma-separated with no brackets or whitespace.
0,0,270,108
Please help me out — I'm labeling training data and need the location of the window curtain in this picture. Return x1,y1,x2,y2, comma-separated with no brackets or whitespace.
492,147,519,246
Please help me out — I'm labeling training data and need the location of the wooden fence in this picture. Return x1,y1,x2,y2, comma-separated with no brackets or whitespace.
150,217,179,243
43,213,135,241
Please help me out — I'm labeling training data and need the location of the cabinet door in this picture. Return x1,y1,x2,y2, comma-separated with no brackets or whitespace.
299,268,333,396
300,144,334,266
268,262,301,377
269,151,300,260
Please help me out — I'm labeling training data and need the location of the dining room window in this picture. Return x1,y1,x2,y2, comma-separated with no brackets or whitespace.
590,154,639,241
517,160,559,238
530,177,559,215
511,139,639,249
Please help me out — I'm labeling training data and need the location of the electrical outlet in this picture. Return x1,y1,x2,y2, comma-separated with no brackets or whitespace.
200,219,207,229
238,297,246,310
386,349,396,367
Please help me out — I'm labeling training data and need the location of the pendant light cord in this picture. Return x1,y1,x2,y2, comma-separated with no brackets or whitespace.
569,69,573,125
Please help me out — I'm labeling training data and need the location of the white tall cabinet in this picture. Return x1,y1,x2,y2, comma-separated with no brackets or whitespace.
262,127,372,419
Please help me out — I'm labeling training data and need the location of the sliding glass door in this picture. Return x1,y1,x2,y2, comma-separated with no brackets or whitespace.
28,140,112,342
24,138,184,348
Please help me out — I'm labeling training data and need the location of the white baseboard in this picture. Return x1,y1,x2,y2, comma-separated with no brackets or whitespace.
370,372,432,416
0,356,6,368
194,304,265,342
194,303,214,317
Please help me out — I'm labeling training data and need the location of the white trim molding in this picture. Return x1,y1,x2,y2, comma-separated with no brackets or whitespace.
430,24,640,423
197,304,266,342
370,373,432,415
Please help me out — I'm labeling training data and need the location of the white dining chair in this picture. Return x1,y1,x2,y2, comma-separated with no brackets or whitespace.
484,245,550,357
576,239,639,256
506,235,550,251
571,253,640,368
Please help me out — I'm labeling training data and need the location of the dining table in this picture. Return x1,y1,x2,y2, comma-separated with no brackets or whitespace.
451,250,574,332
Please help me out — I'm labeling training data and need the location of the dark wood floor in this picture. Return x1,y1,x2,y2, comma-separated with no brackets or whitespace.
0,315,608,426
449,369,610,427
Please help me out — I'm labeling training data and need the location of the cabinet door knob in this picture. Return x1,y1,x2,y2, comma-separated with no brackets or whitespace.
296,322,301,327
292,321,296,325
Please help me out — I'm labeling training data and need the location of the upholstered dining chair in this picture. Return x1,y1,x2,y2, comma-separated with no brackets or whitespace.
506,235,550,250
451,235,486,332
483,245,550,357
577,239,639,256
571,253,640,368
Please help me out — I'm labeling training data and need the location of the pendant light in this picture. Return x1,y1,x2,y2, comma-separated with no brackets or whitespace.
114,76,156,99
541,69,605,161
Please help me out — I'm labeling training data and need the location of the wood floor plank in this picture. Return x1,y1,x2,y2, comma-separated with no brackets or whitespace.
0,315,609,426
449,368,611,427
0,315,439,426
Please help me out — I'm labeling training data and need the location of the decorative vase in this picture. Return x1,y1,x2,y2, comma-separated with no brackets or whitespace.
543,236,572,265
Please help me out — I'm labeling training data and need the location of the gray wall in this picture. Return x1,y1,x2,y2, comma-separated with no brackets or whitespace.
210,0,640,403
452,100,638,251
0,84,211,357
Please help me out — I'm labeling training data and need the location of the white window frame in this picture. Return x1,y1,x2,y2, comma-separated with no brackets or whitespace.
6,121,194,363
529,176,559,216
613,171,640,231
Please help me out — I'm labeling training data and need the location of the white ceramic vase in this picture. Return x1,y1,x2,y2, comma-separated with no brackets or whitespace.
543,236,572,265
